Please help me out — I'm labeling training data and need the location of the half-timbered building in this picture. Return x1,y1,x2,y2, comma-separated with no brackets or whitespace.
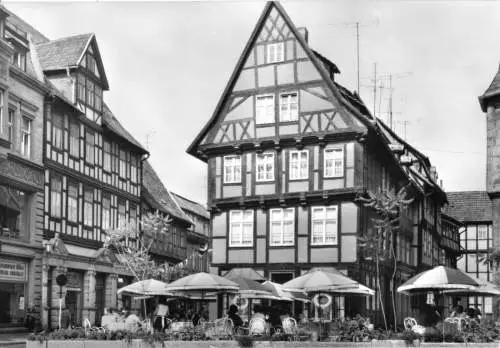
188,1,459,325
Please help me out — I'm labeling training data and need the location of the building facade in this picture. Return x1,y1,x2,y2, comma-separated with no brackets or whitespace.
188,1,460,325
445,191,494,317
172,192,210,273
0,7,46,330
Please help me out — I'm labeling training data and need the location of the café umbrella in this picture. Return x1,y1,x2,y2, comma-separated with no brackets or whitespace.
165,272,239,293
261,281,310,302
397,266,479,294
117,279,177,297
224,274,275,298
282,268,373,295
441,278,500,297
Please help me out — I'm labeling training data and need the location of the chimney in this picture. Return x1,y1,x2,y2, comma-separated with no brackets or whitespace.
430,166,437,181
297,27,308,43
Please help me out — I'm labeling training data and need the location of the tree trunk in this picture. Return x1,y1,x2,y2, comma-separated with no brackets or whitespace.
391,246,397,330
376,255,388,331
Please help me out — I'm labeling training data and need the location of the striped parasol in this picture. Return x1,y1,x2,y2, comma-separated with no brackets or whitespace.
397,266,479,294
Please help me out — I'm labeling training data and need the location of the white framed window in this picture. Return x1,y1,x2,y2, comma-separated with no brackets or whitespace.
324,147,344,178
118,201,126,228
103,141,111,172
311,206,338,245
102,195,111,230
131,154,138,183
256,153,274,182
255,94,275,124
20,117,31,158
267,42,284,63
270,208,295,246
52,113,63,149
67,183,78,223
279,92,298,122
85,129,94,164
229,210,254,247
119,149,127,178
69,122,79,157
83,188,93,226
50,176,62,218
8,109,15,144
223,155,242,183
289,150,309,180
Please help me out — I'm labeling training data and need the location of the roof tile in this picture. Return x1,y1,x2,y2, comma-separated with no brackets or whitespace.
443,191,492,223
171,193,209,219
36,33,92,71
102,103,147,153
142,160,192,225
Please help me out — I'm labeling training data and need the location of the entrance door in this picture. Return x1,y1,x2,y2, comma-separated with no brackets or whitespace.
65,291,82,326
95,274,106,326
0,289,11,324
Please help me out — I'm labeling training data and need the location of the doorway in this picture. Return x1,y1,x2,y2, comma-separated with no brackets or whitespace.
95,274,106,326
65,290,82,326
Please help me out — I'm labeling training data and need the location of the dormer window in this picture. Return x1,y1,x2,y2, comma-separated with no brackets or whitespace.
76,73,103,124
267,42,284,64
4,21,28,72
12,50,26,71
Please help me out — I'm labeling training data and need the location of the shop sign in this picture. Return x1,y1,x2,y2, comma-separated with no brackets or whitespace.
0,259,27,281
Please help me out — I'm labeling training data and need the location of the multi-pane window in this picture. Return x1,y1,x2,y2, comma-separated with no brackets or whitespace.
83,188,93,226
85,130,94,164
87,80,94,109
131,154,138,183
270,208,294,246
267,42,284,63
12,50,26,71
50,176,62,218
67,183,78,223
102,195,111,230
229,210,254,247
52,114,63,149
69,122,79,157
256,94,275,124
256,153,274,182
290,150,309,180
324,147,344,178
103,141,111,172
8,109,15,143
119,150,127,178
20,117,31,158
118,201,126,228
223,155,241,183
311,206,338,245
130,204,137,231
279,92,298,122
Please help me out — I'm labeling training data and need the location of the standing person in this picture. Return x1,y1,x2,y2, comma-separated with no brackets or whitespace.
227,304,243,330
475,304,483,321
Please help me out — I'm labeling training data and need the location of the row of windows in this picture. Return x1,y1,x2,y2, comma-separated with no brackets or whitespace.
50,114,140,184
223,147,344,184
255,92,298,124
49,176,138,233
0,91,33,158
228,206,338,247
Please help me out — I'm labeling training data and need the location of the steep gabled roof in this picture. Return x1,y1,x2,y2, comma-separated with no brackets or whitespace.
479,63,500,112
36,33,109,90
37,33,92,71
102,103,148,154
2,5,49,45
142,160,193,225
444,191,492,223
187,1,376,160
171,193,209,220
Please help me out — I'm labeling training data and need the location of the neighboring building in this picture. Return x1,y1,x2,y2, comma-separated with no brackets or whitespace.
0,6,152,329
445,191,494,317
172,192,210,273
142,160,191,265
0,7,46,331
188,1,459,325
479,63,500,318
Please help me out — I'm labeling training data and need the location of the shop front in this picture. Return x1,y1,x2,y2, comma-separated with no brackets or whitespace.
0,258,29,327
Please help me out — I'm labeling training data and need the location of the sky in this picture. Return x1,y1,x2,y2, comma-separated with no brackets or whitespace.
6,1,498,205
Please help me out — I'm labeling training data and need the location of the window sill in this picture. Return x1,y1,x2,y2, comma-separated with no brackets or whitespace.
311,243,338,247
223,181,242,186
228,245,254,249
324,175,344,179
288,177,309,182
256,179,275,183
269,244,295,248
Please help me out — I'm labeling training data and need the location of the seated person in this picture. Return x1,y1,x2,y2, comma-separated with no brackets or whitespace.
101,308,116,328
227,304,243,330
125,309,142,332
252,305,265,320
268,307,282,332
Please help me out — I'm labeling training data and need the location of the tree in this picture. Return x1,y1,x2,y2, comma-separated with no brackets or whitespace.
356,185,413,330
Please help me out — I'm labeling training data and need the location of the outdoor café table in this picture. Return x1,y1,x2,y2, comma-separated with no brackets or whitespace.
108,322,127,331
170,321,194,332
